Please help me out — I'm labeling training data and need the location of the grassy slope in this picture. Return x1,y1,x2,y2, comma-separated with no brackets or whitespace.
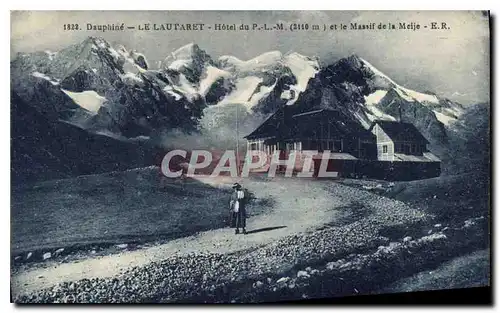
386,172,490,226
11,167,237,255
337,171,490,295
384,249,490,293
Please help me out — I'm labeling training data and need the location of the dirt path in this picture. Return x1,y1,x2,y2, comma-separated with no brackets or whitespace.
11,177,418,298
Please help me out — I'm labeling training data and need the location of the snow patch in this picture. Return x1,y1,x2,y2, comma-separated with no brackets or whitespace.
219,51,283,73
168,59,191,71
218,76,263,109
130,135,151,142
283,53,319,105
31,71,59,85
418,232,447,243
393,87,415,102
360,58,439,104
219,51,318,106
444,106,464,117
44,50,58,61
248,81,277,108
434,110,456,126
164,43,208,72
163,85,183,100
404,89,439,104
130,51,149,69
61,89,107,114
363,89,396,123
94,38,108,49
364,90,388,105
281,90,293,100
171,74,199,100
120,72,144,87
368,106,397,121
199,66,231,95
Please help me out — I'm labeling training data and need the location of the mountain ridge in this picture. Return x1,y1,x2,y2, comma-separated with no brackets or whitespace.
11,36,479,182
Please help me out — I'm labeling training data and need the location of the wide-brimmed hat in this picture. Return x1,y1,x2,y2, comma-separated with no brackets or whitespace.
232,183,242,189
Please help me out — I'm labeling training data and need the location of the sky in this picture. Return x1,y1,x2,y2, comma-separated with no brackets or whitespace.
11,10,490,105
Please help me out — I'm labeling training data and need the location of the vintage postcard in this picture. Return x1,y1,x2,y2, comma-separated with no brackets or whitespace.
10,11,490,304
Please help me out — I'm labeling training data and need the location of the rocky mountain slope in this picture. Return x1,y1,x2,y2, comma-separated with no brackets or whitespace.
288,55,465,148
11,36,475,182
11,91,165,184
11,37,205,138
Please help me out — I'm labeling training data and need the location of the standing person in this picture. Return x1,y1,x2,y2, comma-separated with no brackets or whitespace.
229,183,247,235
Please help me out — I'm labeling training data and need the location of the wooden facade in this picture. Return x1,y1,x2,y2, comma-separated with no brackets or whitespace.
245,108,377,160
372,123,395,161
369,120,431,162
244,108,441,180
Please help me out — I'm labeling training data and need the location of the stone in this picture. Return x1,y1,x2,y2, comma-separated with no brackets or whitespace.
297,270,310,279
43,252,52,260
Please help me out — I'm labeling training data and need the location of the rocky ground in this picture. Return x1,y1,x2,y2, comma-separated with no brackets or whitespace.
13,214,487,303
11,173,490,303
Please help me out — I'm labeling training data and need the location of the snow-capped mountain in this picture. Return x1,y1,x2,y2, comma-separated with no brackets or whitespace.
12,36,463,140
288,54,466,147
358,57,464,127
154,45,463,148
158,43,320,115
217,51,320,111
11,36,473,181
11,37,205,138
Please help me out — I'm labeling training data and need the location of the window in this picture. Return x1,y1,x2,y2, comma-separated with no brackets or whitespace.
295,142,302,151
404,144,410,154
250,143,257,150
310,140,319,150
383,145,388,153
327,141,334,151
334,140,343,152
395,143,403,153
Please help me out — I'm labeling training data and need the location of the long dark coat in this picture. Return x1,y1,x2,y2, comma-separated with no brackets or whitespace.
229,189,246,229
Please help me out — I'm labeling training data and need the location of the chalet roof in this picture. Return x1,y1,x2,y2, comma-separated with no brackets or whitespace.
370,120,429,144
312,152,358,160
244,108,286,140
394,152,440,162
244,107,375,141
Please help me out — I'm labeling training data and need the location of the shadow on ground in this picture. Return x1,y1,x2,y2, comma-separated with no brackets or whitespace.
246,226,287,235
